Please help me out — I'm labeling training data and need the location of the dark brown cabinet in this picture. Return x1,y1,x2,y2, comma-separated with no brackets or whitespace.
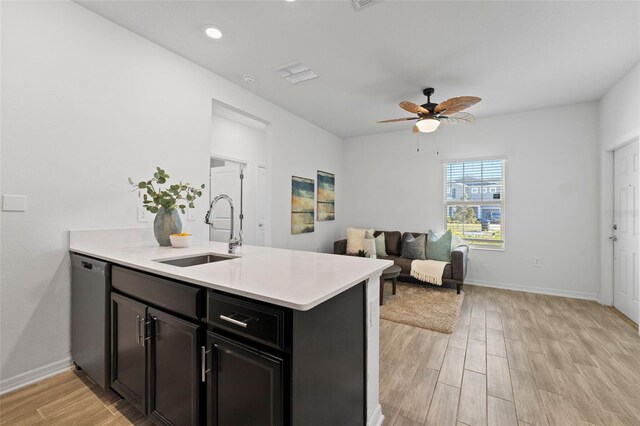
110,292,202,426
206,332,283,426
111,292,147,414
106,264,365,426
149,308,201,426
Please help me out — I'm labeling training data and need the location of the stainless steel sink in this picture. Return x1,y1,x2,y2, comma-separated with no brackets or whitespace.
154,253,236,267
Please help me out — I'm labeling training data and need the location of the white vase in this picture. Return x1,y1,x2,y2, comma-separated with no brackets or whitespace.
365,239,377,259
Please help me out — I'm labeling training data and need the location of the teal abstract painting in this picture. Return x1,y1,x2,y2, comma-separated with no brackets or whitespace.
291,176,315,234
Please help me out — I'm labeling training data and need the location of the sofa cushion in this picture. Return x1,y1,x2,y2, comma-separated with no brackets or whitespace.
394,257,453,279
426,230,452,262
401,234,426,260
401,232,425,255
346,227,374,254
394,257,414,275
374,233,387,256
375,230,401,256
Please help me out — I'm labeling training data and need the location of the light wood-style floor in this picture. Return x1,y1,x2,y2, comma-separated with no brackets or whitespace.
0,371,150,425
0,285,638,426
379,284,640,426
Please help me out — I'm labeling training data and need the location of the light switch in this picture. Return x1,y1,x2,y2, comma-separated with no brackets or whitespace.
2,194,27,212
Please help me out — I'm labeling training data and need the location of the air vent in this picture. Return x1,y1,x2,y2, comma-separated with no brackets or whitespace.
351,0,376,10
272,61,318,84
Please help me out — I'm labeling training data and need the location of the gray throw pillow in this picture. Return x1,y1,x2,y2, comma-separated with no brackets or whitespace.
401,234,426,260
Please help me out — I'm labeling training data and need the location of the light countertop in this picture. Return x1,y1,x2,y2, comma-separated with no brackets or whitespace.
69,228,392,311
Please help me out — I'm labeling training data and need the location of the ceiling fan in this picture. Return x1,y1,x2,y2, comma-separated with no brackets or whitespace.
378,88,481,133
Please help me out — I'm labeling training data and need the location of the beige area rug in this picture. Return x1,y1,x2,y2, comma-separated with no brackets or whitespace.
380,282,464,334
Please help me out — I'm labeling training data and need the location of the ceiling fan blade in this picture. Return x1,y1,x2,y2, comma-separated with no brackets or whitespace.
434,96,481,115
377,117,419,123
413,123,419,133
400,101,430,115
438,112,475,124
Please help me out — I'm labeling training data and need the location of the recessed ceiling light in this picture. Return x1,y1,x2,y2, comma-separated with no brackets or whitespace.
285,0,296,2
204,27,222,40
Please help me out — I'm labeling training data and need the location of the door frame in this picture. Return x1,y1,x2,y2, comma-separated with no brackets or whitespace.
600,132,639,327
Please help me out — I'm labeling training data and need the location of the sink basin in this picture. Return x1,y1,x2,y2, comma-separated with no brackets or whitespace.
154,253,236,267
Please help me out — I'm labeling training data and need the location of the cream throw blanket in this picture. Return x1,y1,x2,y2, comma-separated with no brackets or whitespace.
410,259,449,286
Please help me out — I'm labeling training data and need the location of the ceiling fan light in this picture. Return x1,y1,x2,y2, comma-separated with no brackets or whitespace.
416,118,441,133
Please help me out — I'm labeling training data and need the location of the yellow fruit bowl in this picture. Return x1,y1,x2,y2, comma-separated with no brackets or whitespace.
169,233,193,248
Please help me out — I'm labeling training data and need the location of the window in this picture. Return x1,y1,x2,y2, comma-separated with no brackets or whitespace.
444,159,505,249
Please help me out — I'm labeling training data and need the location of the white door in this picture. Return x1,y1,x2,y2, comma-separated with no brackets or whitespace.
210,163,242,243
613,140,639,324
256,166,267,246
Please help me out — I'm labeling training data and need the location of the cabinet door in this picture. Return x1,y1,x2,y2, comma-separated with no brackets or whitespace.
148,308,201,426
207,333,283,426
111,293,147,414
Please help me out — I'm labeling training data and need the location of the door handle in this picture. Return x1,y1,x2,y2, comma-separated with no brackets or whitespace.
136,315,141,345
609,236,618,242
201,346,212,382
136,315,149,347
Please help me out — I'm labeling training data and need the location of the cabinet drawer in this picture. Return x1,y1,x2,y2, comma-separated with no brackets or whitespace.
207,292,285,350
112,266,202,320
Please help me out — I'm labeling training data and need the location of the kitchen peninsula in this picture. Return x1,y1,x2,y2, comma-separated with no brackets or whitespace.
69,228,390,426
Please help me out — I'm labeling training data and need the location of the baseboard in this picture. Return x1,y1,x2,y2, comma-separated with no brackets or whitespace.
0,357,72,395
465,279,600,301
367,403,384,426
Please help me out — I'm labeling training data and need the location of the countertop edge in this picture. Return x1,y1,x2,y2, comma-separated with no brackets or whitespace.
70,247,392,311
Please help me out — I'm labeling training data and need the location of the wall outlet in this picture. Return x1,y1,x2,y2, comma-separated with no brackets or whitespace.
533,256,542,268
187,208,196,222
137,206,150,223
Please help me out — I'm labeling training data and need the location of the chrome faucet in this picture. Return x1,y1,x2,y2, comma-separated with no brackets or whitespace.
205,194,242,254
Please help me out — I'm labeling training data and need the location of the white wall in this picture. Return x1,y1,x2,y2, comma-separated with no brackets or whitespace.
342,103,601,299
0,1,343,388
598,63,640,305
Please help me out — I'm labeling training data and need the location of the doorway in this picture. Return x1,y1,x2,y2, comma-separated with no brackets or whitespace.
209,158,244,244
612,139,639,324
210,99,270,247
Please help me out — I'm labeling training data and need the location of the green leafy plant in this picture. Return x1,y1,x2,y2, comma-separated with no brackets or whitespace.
356,249,368,257
129,167,205,214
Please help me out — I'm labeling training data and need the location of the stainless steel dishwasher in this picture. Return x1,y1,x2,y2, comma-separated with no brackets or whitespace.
71,253,111,388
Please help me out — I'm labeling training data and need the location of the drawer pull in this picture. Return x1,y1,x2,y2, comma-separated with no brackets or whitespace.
219,314,249,328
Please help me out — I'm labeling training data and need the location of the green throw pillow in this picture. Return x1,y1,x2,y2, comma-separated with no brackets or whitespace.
401,234,426,260
426,230,452,262
375,233,387,256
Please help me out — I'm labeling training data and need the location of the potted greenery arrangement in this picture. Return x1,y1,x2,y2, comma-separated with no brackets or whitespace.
129,167,205,246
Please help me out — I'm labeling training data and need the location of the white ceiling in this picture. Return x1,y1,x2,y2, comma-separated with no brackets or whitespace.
77,0,640,138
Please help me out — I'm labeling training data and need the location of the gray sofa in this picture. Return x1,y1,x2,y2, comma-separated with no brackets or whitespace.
333,230,468,294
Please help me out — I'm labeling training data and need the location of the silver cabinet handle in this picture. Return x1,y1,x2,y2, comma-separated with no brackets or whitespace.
201,346,206,382
136,315,141,345
201,345,212,382
219,314,248,328
143,317,154,346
